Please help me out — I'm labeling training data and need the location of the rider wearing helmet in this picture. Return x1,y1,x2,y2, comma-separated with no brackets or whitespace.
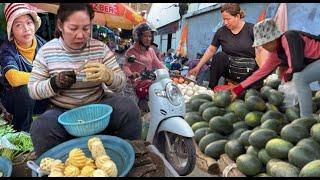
123,22,165,111
123,22,165,79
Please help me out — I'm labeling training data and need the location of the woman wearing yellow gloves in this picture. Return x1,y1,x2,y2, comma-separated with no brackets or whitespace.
0,3,48,132
27,3,141,156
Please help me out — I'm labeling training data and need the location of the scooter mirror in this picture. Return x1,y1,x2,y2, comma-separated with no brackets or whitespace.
127,55,136,63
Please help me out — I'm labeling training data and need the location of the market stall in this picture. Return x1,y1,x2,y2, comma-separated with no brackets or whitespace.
184,74,320,177
27,3,144,50
2,3,320,177
0,118,178,177
28,3,146,30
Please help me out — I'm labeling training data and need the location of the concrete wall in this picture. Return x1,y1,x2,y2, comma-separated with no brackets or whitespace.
155,32,178,54
147,3,180,29
183,3,320,60
286,3,320,35
148,3,221,55
154,35,161,49
185,3,267,60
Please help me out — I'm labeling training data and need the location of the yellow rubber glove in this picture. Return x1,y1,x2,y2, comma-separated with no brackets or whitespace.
82,62,114,85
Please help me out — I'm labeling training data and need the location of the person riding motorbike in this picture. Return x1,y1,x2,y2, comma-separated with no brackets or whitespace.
123,22,165,111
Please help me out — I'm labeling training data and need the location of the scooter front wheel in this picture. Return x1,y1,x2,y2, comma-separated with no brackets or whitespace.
156,131,196,176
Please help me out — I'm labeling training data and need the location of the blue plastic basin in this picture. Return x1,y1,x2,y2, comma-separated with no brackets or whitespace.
31,135,135,177
0,157,12,177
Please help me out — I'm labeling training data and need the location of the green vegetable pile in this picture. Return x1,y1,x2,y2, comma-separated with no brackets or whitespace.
8,132,33,151
0,132,34,160
0,124,15,136
0,120,34,161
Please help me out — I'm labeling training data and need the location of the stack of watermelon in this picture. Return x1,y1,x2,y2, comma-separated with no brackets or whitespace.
185,77,320,177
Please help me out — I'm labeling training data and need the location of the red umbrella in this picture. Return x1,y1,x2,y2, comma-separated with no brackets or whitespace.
29,3,146,30
90,3,146,30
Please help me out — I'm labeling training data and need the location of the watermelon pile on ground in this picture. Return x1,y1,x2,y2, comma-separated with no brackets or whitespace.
185,76,320,177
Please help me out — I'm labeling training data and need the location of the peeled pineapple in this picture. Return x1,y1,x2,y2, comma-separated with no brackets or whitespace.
64,165,80,177
50,159,65,173
68,148,87,169
38,137,118,177
100,159,118,177
48,160,65,177
88,137,107,160
92,169,108,177
48,171,64,177
85,158,96,169
95,155,111,169
79,166,95,177
39,157,55,173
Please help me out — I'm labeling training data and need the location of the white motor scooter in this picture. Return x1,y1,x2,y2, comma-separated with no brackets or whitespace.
127,56,196,176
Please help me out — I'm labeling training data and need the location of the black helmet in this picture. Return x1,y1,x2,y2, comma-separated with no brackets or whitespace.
132,22,157,42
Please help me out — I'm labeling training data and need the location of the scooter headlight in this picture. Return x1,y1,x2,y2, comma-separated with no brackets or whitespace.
165,83,182,106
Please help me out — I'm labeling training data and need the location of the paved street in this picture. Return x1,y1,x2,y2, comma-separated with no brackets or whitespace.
187,166,218,177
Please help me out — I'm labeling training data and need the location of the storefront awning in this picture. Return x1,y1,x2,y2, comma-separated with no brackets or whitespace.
29,3,146,30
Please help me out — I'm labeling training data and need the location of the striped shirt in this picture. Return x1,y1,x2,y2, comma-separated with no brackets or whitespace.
28,38,126,109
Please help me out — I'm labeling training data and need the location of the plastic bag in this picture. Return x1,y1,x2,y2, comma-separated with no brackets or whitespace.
0,134,18,150
278,81,299,108
264,73,279,85
309,81,320,91
0,132,33,151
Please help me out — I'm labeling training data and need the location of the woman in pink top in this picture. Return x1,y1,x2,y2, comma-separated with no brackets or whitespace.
123,22,165,79
232,19,320,118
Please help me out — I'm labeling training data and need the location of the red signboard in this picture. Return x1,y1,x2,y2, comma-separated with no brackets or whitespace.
90,3,125,16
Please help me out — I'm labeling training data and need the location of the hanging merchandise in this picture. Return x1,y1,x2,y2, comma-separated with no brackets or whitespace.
257,5,266,23
273,3,288,76
256,3,288,68
255,3,270,68
176,23,188,57
278,81,299,108
274,3,288,33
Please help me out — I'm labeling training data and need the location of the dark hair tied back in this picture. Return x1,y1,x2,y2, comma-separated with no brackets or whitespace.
54,3,95,38
221,3,245,18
